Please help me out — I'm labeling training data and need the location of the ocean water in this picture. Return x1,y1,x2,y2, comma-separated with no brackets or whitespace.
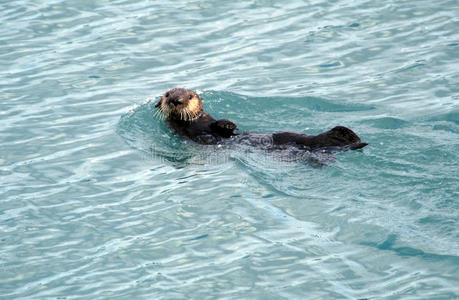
1,0,458,299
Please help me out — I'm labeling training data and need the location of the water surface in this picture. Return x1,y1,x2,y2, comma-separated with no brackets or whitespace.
1,0,458,299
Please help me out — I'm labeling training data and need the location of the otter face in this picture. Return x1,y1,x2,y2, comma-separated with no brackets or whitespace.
155,88,203,121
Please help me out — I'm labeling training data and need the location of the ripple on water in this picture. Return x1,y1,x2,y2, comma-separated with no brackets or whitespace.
2,0,459,299
360,116,409,129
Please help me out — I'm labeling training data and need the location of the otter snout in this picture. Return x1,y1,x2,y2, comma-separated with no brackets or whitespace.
168,97,183,106
165,89,187,106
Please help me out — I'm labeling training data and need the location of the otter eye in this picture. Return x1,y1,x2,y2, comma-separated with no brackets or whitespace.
165,92,169,98
189,95,193,100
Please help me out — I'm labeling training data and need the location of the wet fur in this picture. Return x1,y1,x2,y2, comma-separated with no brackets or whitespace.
156,88,368,151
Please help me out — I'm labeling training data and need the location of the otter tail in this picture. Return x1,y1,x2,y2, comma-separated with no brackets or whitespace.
272,126,368,151
311,126,368,151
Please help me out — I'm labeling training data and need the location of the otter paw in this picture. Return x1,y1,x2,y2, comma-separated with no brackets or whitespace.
215,119,237,130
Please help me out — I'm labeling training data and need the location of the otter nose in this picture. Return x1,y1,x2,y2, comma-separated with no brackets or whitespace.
168,97,183,106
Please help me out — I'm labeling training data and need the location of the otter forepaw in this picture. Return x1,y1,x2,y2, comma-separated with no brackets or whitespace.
215,119,237,130
210,119,238,138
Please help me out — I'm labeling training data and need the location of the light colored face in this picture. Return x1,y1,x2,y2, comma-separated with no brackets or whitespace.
156,88,203,121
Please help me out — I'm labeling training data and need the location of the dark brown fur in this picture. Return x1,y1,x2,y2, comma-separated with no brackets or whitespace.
156,88,368,151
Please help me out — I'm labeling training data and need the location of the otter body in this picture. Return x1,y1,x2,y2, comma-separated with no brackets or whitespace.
156,88,367,151
165,113,233,144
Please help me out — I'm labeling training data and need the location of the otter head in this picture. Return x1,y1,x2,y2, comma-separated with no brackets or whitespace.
155,88,203,121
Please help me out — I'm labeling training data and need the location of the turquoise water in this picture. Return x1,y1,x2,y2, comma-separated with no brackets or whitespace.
1,0,458,298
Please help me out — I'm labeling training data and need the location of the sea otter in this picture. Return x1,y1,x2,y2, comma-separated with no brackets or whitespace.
155,88,368,151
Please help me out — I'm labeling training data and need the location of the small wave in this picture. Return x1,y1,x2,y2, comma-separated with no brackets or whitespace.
117,91,364,169
359,116,409,129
